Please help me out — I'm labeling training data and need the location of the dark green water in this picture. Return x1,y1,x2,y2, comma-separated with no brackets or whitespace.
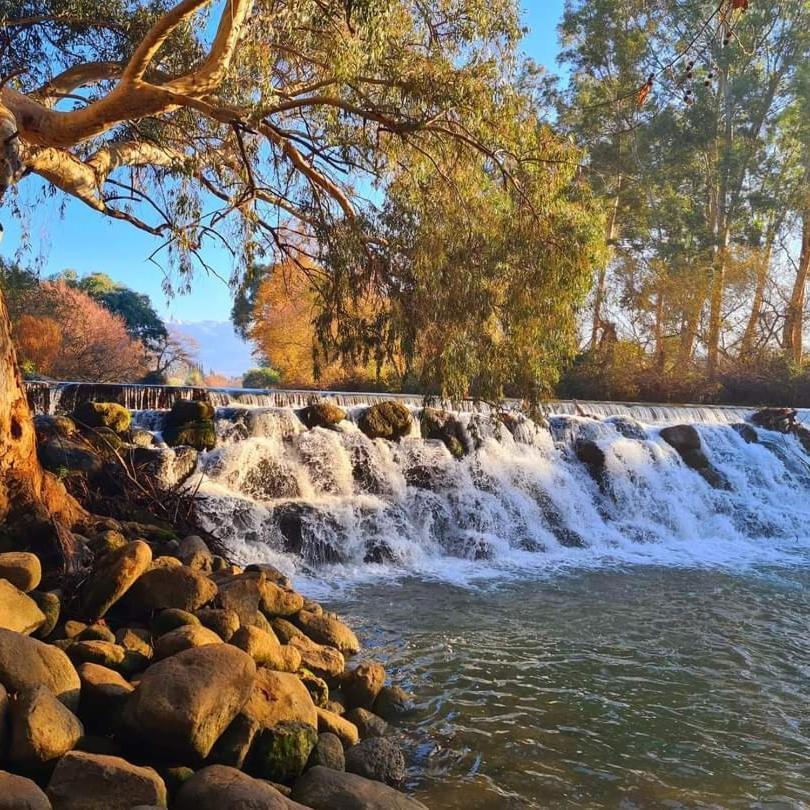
325,566,810,809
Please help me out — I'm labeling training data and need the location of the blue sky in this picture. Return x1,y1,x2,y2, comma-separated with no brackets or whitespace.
2,2,565,323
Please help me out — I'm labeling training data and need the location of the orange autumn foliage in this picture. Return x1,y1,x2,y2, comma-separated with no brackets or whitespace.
14,315,62,373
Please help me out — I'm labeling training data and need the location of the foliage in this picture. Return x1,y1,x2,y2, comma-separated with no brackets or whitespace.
242,367,280,389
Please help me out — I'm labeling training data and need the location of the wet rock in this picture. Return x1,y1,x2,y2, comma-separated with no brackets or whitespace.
260,581,304,618
126,565,217,613
751,407,796,433
343,663,385,711
345,708,388,739
346,737,406,787
420,408,469,458
308,732,345,771
10,685,84,767
163,401,216,452
81,540,152,620
316,708,359,747
659,424,701,452
249,721,318,783
174,765,291,810
242,458,301,501
358,402,413,441
73,402,132,434
177,536,213,571
295,611,359,656
46,751,167,810
373,686,414,721
195,608,240,642
574,439,606,481
0,770,51,809
154,624,222,659
272,503,346,566
0,629,80,711
123,644,255,761
606,416,648,441
299,403,347,430
0,580,46,635
272,619,345,679
292,766,428,809
0,552,41,592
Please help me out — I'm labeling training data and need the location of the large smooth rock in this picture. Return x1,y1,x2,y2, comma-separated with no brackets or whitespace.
126,565,217,613
10,685,84,767
0,580,46,635
123,644,256,761
298,403,347,430
0,770,51,809
154,625,221,660
345,708,387,739
294,611,359,656
66,641,126,670
82,541,152,620
46,751,166,810
291,766,428,809
77,662,134,716
343,663,385,710
230,626,301,672
0,552,42,592
249,721,317,782
177,536,213,571
260,581,304,618
216,574,264,626
316,708,359,747
195,608,240,642
174,765,294,810
659,424,701,452
30,591,61,639
345,737,406,787
373,686,414,721
0,629,80,710
73,402,132,433
308,732,345,771
247,669,317,730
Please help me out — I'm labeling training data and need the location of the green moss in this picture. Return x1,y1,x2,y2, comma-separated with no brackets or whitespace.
250,722,318,783
299,402,347,429
358,401,413,440
297,667,329,707
167,399,215,426
74,401,132,433
163,420,216,451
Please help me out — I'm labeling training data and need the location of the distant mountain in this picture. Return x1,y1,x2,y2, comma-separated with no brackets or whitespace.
168,320,255,377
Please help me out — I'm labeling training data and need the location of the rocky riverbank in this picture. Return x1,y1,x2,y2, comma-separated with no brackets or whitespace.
0,400,429,809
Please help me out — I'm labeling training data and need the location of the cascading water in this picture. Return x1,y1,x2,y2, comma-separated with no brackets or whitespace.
127,399,810,581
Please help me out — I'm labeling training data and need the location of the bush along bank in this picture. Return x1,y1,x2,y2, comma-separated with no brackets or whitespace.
0,410,426,808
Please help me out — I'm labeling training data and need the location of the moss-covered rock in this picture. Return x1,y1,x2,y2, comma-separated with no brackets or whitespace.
168,399,215,424
249,721,317,783
298,402,347,430
74,401,132,433
163,421,216,451
358,402,412,441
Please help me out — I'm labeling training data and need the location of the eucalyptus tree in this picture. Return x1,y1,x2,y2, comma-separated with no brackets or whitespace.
0,0,603,527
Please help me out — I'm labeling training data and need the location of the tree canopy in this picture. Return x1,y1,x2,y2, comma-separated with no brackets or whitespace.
0,0,604,402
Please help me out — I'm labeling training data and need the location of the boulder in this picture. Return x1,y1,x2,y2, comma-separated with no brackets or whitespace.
114,628,153,672
30,591,61,639
87,530,128,559
77,662,134,716
177,536,213,571
46,751,167,810
154,625,222,659
751,407,796,433
0,770,51,809
81,541,152,620
357,402,412,441
420,408,469,458
260,581,304,618
272,621,345,680
316,708,359,748
73,402,132,434
308,732,345,771
163,403,216,452
230,626,301,672
574,438,606,483
76,624,115,643
166,400,215,424
249,721,318,782
0,629,80,710
0,552,42,592
216,574,264,626
152,608,200,636
66,641,126,670
295,611,360,656
345,737,406,787
38,439,104,478
0,580,46,635
345,708,387,739
373,686,414,721
298,669,329,708
298,403,347,430
732,422,758,444
123,644,256,761
245,669,318,731
126,565,217,613
343,663,385,711
291,766,428,809
174,765,293,810
659,424,701,452
9,685,84,767
195,608,240,642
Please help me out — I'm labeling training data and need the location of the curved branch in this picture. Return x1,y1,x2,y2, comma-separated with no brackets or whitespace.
35,62,124,107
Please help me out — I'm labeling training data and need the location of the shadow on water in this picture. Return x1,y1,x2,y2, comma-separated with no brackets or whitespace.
327,566,810,810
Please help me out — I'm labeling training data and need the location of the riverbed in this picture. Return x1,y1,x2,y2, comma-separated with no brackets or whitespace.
325,565,810,809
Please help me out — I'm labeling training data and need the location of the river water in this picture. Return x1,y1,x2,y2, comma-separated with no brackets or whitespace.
321,565,810,809
113,391,810,807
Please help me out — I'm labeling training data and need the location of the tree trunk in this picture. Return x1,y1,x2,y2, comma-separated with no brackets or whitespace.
590,178,623,347
783,209,810,365
740,223,777,356
0,286,82,526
